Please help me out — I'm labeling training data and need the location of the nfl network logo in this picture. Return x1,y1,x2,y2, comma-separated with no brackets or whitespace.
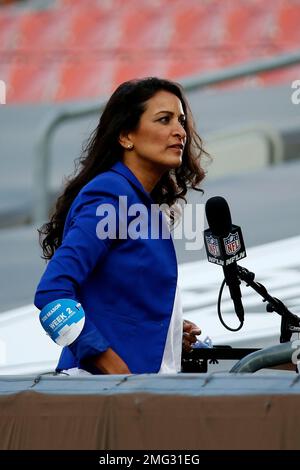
0,80,6,104
224,232,241,255
206,234,220,257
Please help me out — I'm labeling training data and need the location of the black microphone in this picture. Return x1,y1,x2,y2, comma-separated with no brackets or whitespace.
204,196,246,324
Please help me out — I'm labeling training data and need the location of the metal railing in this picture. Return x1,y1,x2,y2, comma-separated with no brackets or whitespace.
33,50,300,224
230,342,295,373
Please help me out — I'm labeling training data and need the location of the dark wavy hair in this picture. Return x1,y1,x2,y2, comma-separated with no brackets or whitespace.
39,77,208,260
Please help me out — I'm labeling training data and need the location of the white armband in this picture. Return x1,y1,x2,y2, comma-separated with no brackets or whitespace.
39,299,85,346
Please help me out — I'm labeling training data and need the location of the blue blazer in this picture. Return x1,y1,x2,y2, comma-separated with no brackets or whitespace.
34,161,178,373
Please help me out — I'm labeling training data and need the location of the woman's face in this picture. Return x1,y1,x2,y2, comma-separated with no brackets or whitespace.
127,90,187,172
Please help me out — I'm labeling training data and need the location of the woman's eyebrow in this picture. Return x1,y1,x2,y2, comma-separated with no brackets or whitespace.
154,110,186,117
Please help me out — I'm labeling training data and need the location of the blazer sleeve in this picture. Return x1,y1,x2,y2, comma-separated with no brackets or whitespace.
34,186,120,362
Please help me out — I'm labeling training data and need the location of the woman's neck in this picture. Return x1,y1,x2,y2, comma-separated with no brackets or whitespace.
122,156,164,193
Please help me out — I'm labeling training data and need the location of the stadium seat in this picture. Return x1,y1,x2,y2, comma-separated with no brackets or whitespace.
167,56,222,80
0,9,23,51
55,58,116,101
224,4,276,48
168,3,226,52
8,62,61,103
67,7,121,51
113,57,168,90
117,7,172,51
275,3,300,46
15,8,73,53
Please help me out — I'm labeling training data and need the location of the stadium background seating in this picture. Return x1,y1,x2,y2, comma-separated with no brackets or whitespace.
1,0,300,103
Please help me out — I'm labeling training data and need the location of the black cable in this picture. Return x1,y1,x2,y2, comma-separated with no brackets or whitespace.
217,278,244,332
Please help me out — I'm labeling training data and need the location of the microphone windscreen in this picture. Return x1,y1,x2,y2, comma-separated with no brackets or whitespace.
205,196,232,237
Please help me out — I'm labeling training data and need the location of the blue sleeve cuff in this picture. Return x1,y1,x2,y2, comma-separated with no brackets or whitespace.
68,316,110,365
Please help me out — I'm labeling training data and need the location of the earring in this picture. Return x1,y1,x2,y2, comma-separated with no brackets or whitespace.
127,144,133,149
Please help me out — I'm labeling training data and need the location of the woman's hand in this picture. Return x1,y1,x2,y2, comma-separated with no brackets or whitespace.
182,319,201,353
93,348,131,374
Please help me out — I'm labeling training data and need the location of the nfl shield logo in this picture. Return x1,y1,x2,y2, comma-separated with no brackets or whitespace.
206,234,220,257
224,232,241,255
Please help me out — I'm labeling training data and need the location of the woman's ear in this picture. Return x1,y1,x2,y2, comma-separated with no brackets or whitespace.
119,132,134,150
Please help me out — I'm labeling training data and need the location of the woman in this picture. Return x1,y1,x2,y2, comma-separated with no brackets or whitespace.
35,77,207,375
